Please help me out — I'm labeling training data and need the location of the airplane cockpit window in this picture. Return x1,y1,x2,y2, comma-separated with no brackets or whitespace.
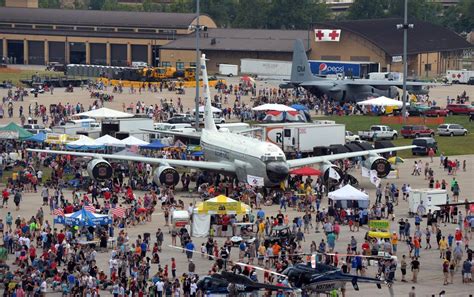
261,155,285,162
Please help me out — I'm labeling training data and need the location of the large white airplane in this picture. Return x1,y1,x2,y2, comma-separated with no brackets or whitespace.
28,54,415,187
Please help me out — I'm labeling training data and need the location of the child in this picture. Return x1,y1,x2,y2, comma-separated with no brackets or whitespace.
464,234,470,251
200,243,206,258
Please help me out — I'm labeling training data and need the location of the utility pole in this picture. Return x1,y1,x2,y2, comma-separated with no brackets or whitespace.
397,0,413,121
194,0,200,130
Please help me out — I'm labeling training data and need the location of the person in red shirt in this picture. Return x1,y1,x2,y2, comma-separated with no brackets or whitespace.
64,204,74,214
362,240,370,256
29,245,36,262
2,188,9,208
455,228,463,244
171,257,176,278
57,230,65,244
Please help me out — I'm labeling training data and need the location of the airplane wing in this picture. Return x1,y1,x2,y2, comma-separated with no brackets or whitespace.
286,145,416,168
140,129,202,140
27,149,236,173
342,79,437,88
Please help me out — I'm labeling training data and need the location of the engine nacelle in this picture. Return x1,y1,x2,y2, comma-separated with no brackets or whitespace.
363,156,391,178
87,159,113,181
153,166,179,187
321,163,344,185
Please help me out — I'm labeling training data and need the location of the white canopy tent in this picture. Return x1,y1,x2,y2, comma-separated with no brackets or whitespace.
120,136,149,146
94,135,124,147
252,103,296,112
66,135,105,150
357,96,403,107
193,105,222,113
76,107,134,119
328,184,370,209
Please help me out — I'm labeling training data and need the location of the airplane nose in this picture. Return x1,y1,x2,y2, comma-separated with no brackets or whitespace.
266,162,289,184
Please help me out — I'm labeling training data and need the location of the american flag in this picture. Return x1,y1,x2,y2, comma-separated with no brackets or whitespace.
84,205,96,213
53,208,64,216
111,207,126,218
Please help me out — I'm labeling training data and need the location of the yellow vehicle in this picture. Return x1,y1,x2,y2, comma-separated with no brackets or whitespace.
140,66,177,81
183,67,196,81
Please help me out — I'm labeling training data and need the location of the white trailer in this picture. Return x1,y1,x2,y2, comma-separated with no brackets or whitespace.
219,64,238,76
240,58,292,78
256,122,345,154
408,188,448,217
446,70,474,84
103,117,154,142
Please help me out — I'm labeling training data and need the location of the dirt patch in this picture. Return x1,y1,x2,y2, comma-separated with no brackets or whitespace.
0,68,21,74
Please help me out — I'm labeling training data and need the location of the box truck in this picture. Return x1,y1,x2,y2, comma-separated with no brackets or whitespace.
240,58,292,78
446,70,474,84
408,188,448,217
256,122,345,154
219,64,238,76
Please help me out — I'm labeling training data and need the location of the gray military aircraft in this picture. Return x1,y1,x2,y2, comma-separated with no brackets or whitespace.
28,53,414,187
285,39,433,102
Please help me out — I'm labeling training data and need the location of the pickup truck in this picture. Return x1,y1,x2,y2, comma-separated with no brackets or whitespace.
358,125,398,141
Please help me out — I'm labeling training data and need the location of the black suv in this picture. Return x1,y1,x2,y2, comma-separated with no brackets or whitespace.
412,137,437,155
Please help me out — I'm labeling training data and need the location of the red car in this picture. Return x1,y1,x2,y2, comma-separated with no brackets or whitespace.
446,104,474,115
422,106,449,117
401,125,435,138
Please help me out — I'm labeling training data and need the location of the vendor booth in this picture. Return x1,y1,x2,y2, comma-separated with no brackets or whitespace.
171,210,190,233
54,208,112,226
328,184,370,209
192,195,251,238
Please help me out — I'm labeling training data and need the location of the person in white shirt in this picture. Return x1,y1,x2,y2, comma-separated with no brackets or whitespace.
155,279,164,297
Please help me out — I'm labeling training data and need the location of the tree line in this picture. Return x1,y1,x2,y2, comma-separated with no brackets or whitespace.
18,0,474,34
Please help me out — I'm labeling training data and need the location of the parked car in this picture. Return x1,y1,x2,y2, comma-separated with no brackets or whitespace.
22,124,52,134
167,114,194,124
412,137,437,155
345,131,360,142
401,125,435,138
422,106,449,117
358,125,398,141
446,104,474,115
437,124,468,136
470,112,474,122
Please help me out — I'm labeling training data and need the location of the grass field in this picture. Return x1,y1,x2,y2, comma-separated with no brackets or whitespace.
318,115,474,159
0,68,53,85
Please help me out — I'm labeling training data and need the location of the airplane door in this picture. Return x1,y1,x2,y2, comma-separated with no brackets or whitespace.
283,128,293,148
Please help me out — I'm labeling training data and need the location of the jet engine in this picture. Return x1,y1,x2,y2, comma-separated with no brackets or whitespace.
87,159,113,181
363,155,391,178
153,166,179,187
321,163,344,185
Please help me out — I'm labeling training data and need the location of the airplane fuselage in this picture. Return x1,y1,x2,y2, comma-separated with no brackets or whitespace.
200,129,289,186
305,82,399,102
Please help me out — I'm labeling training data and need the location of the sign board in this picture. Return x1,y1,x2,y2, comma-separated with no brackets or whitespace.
369,220,389,231
199,201,241,214
392,56,403,63
247,174,264,187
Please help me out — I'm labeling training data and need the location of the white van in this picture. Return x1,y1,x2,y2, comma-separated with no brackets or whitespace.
132,61,148,68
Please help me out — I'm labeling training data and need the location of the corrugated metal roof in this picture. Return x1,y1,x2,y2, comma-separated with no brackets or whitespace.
161,28,310,52
314,18,472,56
0,7,199,29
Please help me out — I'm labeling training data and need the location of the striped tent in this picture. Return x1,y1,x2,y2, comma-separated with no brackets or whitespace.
54,208,111,226
194,195,251,215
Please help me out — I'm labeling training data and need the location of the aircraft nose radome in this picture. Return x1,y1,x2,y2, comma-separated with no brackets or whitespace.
266,162,289,183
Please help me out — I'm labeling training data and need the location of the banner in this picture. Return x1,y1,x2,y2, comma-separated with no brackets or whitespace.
386,169,398,179
369,170,381,187
247,175,264,187
0,130,19,139
369,220,389,231
314,29,341,42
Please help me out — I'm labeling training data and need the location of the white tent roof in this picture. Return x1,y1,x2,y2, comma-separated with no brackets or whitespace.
67,135,97,146
94,134,124,146
252,103,296,112
328,184,369,201
357,96,403,107
193,105,221,113
120,136,149,146
76,107,134,119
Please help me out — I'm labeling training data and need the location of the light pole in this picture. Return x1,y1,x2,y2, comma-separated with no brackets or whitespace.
396,0,414,121
194,0,200,130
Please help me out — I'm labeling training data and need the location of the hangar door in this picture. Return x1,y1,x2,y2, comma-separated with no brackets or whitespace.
49,42,65,64
28,41,44,65
111,44,126,66
7,40,23,64
90,43,106,65
131,45,147,64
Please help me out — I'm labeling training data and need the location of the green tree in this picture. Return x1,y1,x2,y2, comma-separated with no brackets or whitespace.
199,0,237,27
347,0,388,20
232,0,270,28
168,0,193,13
39,0,61,8
386,0,442,21
101,0,118,10
265,0,328,29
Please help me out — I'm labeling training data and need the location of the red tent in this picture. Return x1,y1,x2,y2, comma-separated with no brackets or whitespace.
289,167,322,176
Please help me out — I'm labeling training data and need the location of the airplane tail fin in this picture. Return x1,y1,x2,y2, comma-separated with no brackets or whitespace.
200,53,217,132
290,39,315,83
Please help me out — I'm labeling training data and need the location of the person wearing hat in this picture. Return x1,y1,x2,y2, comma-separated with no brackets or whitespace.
442,259,449,285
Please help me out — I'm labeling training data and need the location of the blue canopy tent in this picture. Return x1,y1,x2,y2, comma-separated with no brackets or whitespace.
191,151,204,157
25,132,46,142
290,104,309,111
54,208,112,226
140,139,169,150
